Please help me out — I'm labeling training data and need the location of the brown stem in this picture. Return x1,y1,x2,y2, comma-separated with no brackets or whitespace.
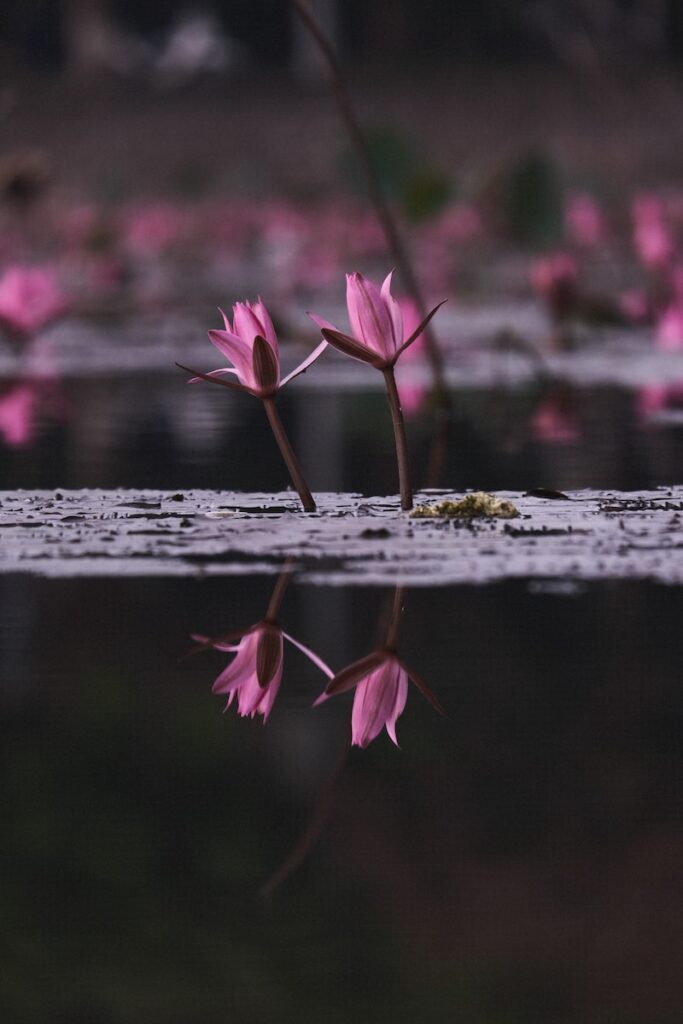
382,367,413,511
290,0,452,484
264,563,294,621
385,585,405,651
262,397,316,512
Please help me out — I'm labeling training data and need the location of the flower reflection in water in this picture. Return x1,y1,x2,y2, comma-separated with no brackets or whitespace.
316,587,445,748
191,568,333,723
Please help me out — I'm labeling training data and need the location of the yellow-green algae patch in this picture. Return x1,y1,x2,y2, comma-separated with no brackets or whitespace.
410,492,520,519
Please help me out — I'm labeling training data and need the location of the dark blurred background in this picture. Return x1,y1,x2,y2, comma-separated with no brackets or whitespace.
2,1,683,70
4,0,683,201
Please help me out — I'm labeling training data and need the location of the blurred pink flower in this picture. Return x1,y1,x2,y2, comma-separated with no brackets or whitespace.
620,289,651,323
122,202,188,255
529,252,578,319
530,388,580,443
564,192,606,248
656,305,683,350
0,266,67,337
309,271,443,368
186,298,328,397
396,297,427,416
0,383,35,446
637,382,683,423
58,204,104,250
633,194,675,270
437,202,483,244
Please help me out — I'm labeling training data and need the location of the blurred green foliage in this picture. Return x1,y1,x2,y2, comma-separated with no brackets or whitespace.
507,153,563,246
338,126,452,223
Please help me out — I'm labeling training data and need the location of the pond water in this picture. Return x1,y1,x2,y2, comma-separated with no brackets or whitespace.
1,365,682,1022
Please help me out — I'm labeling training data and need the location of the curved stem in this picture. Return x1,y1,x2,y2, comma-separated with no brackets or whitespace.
262,397,316,512
382,367,413,511
290,0,452,482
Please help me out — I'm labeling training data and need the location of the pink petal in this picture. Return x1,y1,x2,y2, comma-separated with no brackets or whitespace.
211,633,259,693
346,272,393,359
283,630,335,679
385,670,409,746
351,657,405,748
207,329,255,386
233,302,263,347
237,671,282,721
280,340,328,386
218,307,233,332
307,311,339,334
253,298,279,355
188,368,239,384
380,271,403,350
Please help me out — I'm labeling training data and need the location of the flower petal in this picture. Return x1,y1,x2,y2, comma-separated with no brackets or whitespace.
188,368,239,384
392,300,447,364
280,339,329,386
385,669,409,747
256,628,283,687
325,650,387,696
283,630,335,679
252,334,280,393
400,658,447,715
176,362,249,394
347,272,393,358
254,297,279,355
351,660,403,748
381,271,403,349
321,328,383,366
207,329,254,384
233,302,263,347
307,311,339,334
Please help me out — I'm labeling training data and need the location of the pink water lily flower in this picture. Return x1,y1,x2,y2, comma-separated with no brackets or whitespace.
309,271,444,369
200,624,284,721
0,383,36,447
529,252,578,319
396,297,427,416
0,266,68,338
187,299,328,398
656,304,683,350
178,296,326,511
350,655,408,748
316,649,444,749
195,621,333,723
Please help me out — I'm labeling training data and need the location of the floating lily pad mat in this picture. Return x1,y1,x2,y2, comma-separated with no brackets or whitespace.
0,488,682,585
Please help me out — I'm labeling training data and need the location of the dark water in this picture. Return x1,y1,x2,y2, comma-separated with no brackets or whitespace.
2,575,682,1022
1,376,683,1022
0,373,682,493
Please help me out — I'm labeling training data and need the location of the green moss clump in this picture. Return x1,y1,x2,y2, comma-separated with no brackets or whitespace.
410,492,520,519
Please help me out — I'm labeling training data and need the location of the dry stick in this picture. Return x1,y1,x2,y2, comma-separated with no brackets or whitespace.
290,0,452,486
262,397,316,512
382,368,413,511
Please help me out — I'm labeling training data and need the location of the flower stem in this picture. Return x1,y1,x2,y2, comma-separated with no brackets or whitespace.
382,367,413,511
264,564,293,621
385,586,405,651
262,397,316,512
290,0,452,487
